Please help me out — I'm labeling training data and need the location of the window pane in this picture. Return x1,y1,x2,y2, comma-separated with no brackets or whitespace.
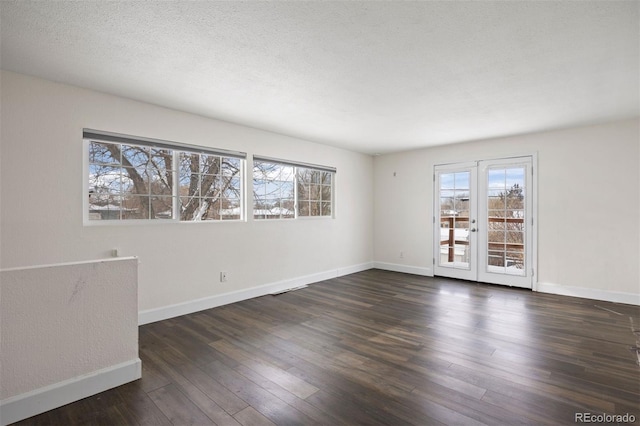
89,142,121,165
200,155,220,175
221,199,241,220
281,181,294,198
297,168,311,183
321,172,332,185
149,148,172,164
454,172,469,190
221,158,240,180
488,230,505,243
179,173,197,196
149,176,173,196
88,201,121,221
89,164,122,196
121,166,149,195
151,197,174,219
253,161,275,179
180,152,199,170
297,181,310,201
309,184,321,201
122,194,149,219
321,202,332,216
253,179,268,197
312,201,321,216
224,157,241,172
280,166,295,181
121,145,150,168
505,168,525,187
488,169,506,190
506,249,525,271
506,231,524,246
200,175,219,197
298,200,310,216
180,196,198,214
201,197,220,220
488,249,505,267
223,177,241,198
440,173,455,190
488,219,506,231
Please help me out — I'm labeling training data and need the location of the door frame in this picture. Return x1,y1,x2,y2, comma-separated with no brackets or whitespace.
433,154,538,289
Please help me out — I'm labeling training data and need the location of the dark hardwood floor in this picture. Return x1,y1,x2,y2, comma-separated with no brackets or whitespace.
14,269,640,425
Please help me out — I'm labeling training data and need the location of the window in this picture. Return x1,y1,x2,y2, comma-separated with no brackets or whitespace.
253,160,295,219
253,156,335,219
85,129,245,222
296,167,333,217
178,153,242,221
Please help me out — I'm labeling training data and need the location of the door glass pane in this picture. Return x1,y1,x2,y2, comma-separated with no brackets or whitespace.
486,166,526,276
454,172,469,190
439,171,471,269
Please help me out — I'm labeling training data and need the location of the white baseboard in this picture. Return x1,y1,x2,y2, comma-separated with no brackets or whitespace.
536,282,640,306
337,262,375,277
373,261,433,277
0,358,141,426
138,262,374,325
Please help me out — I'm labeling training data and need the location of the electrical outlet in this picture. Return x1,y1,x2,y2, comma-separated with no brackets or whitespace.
220,271,228,282
400,251,404,258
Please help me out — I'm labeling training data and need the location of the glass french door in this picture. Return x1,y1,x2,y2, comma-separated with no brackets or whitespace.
434,157,534,288
433,162,478,281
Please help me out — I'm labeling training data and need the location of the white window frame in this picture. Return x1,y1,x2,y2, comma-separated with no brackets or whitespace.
83,129,246,225
252,156,336,220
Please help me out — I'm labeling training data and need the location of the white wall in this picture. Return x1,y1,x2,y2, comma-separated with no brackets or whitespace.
0,71,374,317
374,118,640,304
0,257,140,425
1,69,636,317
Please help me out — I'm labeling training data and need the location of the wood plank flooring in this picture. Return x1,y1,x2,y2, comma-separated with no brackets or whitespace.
13,270,640,425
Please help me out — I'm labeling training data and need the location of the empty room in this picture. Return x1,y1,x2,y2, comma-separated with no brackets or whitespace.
1,1,639,425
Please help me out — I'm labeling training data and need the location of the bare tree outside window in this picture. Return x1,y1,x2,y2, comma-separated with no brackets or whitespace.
88,141,242,221
178,153,241,221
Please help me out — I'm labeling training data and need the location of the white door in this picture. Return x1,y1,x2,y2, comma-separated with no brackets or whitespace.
433,162,478,281
434,156,535,289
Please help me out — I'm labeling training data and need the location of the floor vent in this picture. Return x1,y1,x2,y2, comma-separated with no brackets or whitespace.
270,285,308,296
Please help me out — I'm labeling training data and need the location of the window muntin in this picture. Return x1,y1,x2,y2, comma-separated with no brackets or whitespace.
252,158,334,219
87,136,244,222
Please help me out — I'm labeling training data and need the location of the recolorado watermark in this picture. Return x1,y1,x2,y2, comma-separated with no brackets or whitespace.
575,412,636,423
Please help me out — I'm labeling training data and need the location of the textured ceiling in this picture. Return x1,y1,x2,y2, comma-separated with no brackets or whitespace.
1,1,638,154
